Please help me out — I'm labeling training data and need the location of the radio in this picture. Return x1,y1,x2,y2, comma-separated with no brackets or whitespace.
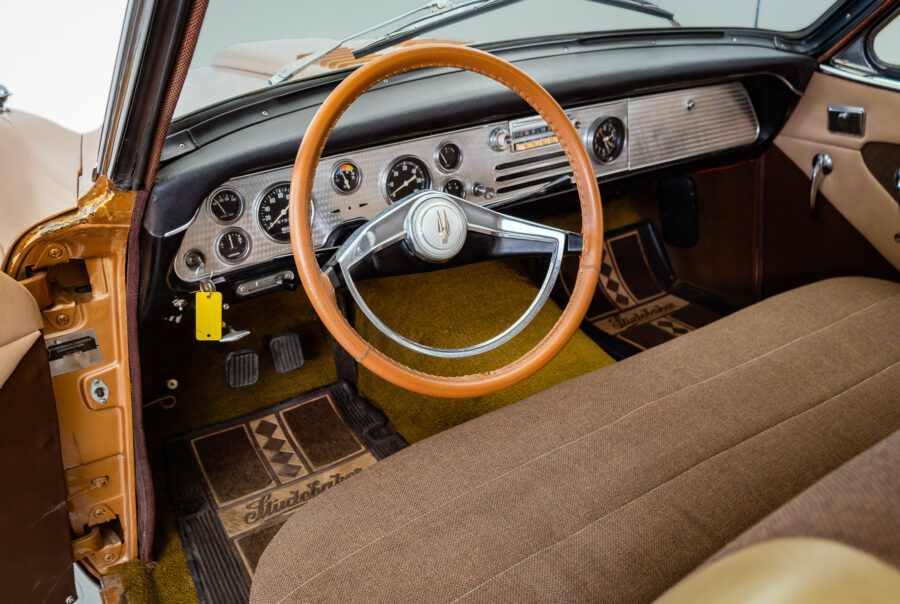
491,114,576,152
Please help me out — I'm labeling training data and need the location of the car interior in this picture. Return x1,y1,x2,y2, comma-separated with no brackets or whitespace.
1,0,899,603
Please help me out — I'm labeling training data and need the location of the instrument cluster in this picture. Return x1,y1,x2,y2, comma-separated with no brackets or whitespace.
173,82,759,286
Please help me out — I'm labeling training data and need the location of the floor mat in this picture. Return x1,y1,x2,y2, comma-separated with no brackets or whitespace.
164,382,405,604
556,220,736,359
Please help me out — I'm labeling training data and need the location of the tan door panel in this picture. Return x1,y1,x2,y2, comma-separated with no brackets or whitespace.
779,72,900,148
775,71,900,269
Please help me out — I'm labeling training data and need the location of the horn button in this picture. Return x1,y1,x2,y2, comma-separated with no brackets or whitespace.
404,194,468,262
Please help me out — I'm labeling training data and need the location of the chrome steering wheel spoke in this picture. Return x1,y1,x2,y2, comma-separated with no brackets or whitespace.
323,190,579,358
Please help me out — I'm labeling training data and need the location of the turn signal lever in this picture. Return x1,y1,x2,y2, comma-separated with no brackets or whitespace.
810,153,833,214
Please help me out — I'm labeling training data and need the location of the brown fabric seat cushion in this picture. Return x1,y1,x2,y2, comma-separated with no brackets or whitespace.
698,427,900,571
250,277,900,604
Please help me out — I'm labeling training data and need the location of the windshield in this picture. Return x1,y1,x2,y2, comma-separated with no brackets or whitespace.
176,0,843,118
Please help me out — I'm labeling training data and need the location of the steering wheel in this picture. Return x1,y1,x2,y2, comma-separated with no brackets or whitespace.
289,44,603,398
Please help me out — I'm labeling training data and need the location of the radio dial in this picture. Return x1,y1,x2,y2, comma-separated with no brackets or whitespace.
489,128,511,152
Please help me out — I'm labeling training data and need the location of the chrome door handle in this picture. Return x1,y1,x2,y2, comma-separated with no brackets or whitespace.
810,153,833,213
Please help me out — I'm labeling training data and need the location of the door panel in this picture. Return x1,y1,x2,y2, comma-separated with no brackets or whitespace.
761,146,900,297
774,71,900,270
862,142,900,205
0,272,76,603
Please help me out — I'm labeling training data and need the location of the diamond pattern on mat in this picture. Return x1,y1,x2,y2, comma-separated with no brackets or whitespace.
598,248,636,309
651,317,692,337
249,417,308,482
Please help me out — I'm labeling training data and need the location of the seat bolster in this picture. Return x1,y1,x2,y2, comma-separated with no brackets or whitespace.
655,538,900,604
0,331,41,388
0,272,42,347
0,272,43,388
700,428,900,569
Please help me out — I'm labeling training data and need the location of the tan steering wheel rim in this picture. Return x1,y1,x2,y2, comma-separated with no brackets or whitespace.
289,44,603,398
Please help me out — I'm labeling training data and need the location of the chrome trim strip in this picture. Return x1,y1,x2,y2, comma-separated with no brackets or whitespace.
95,0,155,182
820,64,900,93
162,222,192,238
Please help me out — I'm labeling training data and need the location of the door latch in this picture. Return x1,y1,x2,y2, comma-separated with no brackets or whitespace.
810,153,833,213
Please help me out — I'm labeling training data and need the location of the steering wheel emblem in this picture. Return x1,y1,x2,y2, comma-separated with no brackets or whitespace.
437,210,450,244
404,194,467,263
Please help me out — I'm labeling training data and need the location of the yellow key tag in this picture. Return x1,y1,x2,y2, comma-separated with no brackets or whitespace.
195,291,223,341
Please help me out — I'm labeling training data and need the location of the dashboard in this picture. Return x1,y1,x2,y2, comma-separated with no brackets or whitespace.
139,40,815,323
172,82,758,287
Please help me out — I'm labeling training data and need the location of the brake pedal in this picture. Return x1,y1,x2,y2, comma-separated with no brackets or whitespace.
269,332,305,374
224,350,259,388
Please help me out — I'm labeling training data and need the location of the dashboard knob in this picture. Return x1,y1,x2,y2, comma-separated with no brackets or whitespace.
489,128,511,152
472,183,495,200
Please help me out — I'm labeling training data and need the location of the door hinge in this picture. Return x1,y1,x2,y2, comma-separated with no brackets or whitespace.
71,507,124,574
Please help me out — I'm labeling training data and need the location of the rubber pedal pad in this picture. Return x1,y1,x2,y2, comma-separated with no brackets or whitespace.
224,349,259,388
269,332,305,374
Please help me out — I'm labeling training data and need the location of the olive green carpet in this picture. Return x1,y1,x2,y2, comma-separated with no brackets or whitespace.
115,197,636,602
351,196,637,443
355,258,615,443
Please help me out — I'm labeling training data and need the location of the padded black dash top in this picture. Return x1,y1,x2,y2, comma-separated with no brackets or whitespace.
165,382,406,603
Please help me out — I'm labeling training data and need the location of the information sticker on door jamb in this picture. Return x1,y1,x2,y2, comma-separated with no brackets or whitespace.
46,329,104,377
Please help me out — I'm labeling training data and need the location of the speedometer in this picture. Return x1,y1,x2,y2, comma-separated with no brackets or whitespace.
384,157,430,203
257,183,292,242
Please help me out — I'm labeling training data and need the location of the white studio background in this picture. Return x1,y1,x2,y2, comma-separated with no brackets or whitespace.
0,0,127,133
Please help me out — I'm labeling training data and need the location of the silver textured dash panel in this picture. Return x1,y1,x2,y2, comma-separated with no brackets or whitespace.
174,82,759,283
628,82,758,170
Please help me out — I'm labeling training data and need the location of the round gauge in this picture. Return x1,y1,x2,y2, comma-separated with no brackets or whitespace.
216,228,250,263
331,161,361,194
442,178,466,198
590,116,625,163
436,142,462,172
385,157,431,203
208,189,243,223
257,183,292,242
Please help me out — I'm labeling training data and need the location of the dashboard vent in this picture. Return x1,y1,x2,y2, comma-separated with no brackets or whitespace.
495,150,565,171
494,150,571,195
